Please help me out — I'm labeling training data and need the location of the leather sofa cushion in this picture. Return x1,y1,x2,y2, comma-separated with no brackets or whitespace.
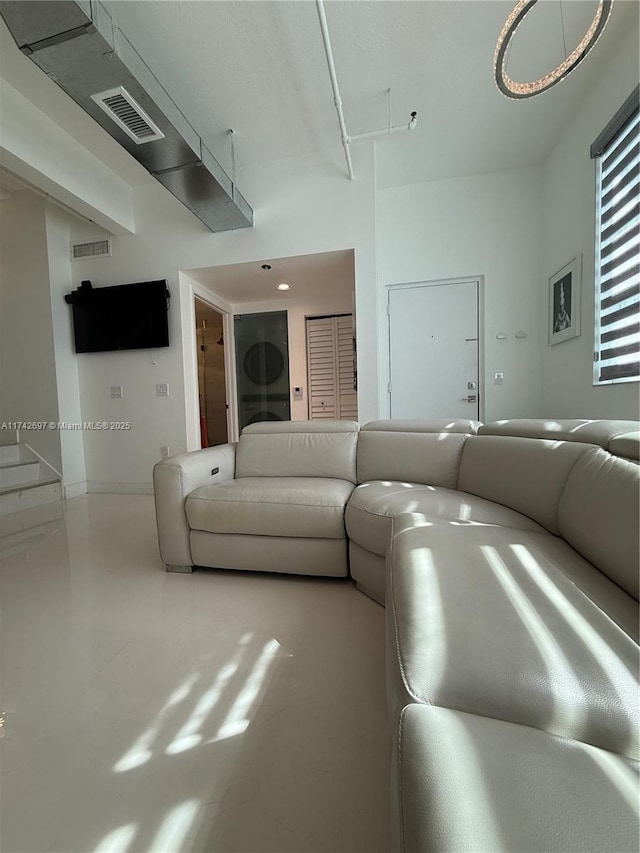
479,418,639,448
609,431,640,461
190,531,348,577
236,421,359,482
558,448,640,600
387,522,640,757
458,436,592,534
362,418,480,434
346,481,544,557
394,704,640,853
356,431,467,487
186,477,354,539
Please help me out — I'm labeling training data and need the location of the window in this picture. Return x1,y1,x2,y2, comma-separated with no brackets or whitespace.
592,87,640,384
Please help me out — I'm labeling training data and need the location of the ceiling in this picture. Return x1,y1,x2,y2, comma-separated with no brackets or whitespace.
105,0,638,188
187,249,355,305
1,1,637,194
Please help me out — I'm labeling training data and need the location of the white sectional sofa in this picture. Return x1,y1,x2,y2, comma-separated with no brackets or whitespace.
153,417,640,852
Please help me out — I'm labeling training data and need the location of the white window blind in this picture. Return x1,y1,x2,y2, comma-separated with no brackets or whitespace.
593,92,640,384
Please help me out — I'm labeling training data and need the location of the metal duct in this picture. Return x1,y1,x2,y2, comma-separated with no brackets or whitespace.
0,0,253,232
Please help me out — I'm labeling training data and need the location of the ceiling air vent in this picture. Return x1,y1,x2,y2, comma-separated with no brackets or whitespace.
90,86,165,145
71,238,112,260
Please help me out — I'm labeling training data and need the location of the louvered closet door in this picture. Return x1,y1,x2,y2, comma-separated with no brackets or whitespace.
306,315,357,420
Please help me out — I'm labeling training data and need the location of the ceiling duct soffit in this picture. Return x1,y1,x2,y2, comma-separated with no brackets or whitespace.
0,0,253,233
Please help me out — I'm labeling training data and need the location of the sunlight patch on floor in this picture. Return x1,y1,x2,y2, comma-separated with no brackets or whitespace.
93,823,137,853
206,638,281,744
114,673,200,772
166,634,254,755
149,799,200,852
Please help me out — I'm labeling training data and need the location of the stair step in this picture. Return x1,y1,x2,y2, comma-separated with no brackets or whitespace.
0,498,64,538
0,430,18,447
0,443,20,464
0,461,41,487
0,473,60,498
0,507,64,555
0,480,62,516
0,445,37,468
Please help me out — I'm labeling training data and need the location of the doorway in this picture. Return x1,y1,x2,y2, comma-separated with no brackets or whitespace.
388,278,481,420
194,298,228,446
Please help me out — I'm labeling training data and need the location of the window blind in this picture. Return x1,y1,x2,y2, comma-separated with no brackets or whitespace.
594,99,640,383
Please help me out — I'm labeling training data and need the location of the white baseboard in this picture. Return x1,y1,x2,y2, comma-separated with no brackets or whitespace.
87,481,154,495
64,481,88,499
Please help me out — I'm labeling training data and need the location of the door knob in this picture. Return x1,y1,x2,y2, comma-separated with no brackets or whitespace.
459,395,477,403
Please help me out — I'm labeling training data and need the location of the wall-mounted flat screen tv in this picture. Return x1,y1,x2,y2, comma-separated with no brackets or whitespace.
65,279,170,353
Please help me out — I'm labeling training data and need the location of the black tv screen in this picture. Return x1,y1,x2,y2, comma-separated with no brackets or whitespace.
65,279,170,353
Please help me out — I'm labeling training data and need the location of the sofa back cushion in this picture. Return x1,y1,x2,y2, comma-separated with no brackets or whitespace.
357,420,477,486
609,431,640,461
558,447,640,599
479,418,639,448
236,420,359,482
458,435,592,534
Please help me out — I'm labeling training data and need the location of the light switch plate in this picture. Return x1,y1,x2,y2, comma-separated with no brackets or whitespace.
156,384,169,397
494,372,504,385
110,385,123,398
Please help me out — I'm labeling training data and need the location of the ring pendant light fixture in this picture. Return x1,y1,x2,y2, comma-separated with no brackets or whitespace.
494,0,614,99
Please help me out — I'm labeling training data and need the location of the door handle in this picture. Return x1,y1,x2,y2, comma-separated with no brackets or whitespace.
459,395,477,403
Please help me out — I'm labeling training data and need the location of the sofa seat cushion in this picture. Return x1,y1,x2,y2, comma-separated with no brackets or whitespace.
387,521,640,758
346,481,544,556
394,704,640,853
186,477,354,539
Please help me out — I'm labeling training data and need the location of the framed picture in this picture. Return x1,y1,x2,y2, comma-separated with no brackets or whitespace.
549,255,581,345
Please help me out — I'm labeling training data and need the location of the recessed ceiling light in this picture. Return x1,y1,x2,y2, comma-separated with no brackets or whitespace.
277,283,290,291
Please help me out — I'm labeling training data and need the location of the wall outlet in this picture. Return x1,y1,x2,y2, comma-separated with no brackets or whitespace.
156,383,169,397
110,385,123,398
494,372,504,385
160,445,170,459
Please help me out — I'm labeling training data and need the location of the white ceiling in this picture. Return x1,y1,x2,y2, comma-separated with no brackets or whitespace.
1,0,637,193
2,1,635,308
101,0,638,188
187,249,355,305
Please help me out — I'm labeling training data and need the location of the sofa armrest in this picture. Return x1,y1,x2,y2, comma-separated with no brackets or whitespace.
153,443,237,568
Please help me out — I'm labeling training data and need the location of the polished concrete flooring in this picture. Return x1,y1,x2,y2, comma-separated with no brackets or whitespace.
0,495,389,853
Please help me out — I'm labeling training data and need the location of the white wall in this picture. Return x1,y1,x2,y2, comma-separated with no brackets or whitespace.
0,80,135,234
70,145,376,490
45,204,87,495
376,166,544,421
541,26,640,419
0,191,62,469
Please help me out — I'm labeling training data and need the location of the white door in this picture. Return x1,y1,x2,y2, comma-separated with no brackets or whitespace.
388,280,480,419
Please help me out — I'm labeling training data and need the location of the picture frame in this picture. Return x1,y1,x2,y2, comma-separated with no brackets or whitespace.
549,255,581,345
